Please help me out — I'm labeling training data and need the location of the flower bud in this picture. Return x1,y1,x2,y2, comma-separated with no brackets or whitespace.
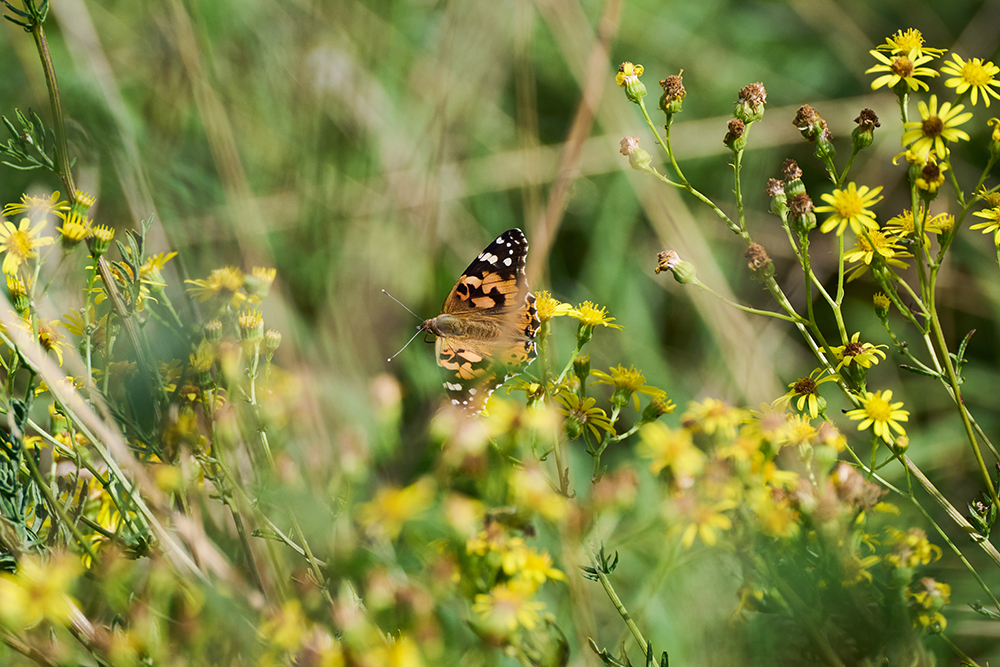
873,292,891,322
659,71,686,117
852,108,880,151
723,118,747,152
765,179,788,217
787,193,816,236
6,275,29,316
265,329,282,356
734,83,766,123
573,353,590,387
620,136,652,171
989,118,1000,162
744,243,772,274
781,159,805,196
640,395,676,424
655,249,696,284
615,62,646,104
87,224,114,258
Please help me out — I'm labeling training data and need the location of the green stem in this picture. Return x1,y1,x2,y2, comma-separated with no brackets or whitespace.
29,18,76,199
23,445,97,563
588,546,648,658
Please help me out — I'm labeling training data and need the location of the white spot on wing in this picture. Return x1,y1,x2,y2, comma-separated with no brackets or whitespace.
503,257,512,266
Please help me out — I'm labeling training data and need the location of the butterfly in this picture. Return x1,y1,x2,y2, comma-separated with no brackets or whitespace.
420,229,540,414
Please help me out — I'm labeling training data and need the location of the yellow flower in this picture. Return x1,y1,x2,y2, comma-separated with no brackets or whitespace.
508,466,567,522
866,48,939,92
590,364,665,411
677,498,737,548
554,391,614,440
569,301,624,330
815,183,882,236
0,217,55,275
875,29,946,58
682,397,747,439
357,477,436,539
533,290,573,323
56,211,91,247
884,206,948,244
901,94,973,161
0,554,82,630
260,600,308,651
884,527,942,568
37,318,69,366
844,230,912,281
140,251,178,289
970,206,1000,245
473,581,546,632
914,156,949,194
615,61,643,88
941,53,1000,107
2,191,69,220
831,332,887,371
773,368,839,419
748,488,798,539
185,266,247,307
637,421,705,480
845,389,909,439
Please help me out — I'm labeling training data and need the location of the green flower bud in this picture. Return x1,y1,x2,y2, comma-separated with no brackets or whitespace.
723,118,747,152
734,82,766,124
852,108,880,151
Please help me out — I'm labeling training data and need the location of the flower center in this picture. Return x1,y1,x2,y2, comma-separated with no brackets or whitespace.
793,378,816,396
891,57,914,78
963,62,990,86
865,396,892,421
921,116,944,138
9,230,34,259
834,191,865,218
844,341,865,357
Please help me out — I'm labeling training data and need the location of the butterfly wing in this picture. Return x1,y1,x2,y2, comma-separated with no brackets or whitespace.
432,229,539,413
440,229,531,317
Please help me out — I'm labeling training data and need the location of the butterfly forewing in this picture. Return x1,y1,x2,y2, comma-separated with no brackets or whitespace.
425,229,540,414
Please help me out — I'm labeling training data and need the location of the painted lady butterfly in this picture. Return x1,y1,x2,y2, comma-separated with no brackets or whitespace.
420,229,540,414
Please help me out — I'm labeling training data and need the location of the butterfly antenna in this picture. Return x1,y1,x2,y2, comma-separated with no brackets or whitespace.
386,327,425,363
382,289,423,321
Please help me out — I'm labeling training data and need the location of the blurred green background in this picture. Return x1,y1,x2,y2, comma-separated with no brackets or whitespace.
4,0,1000,661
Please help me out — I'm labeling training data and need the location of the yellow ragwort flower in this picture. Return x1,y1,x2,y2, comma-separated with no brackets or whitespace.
569,301,624,330
815,183,882,235
773,368,839,419
533,290,573,323
185,266,247,307
901,94,973,161
678,498,738,548
473,581,546,633
970,206,1000,245
358,477,436,539
845,389,909,439
875,29,946,58
844,230,912,281
637,421,705,480
941,53,1000,107
615,61,643,88
2,191,69,220
590,364,665,411
866,49,939,92
832,332,887,371
0,217,55,275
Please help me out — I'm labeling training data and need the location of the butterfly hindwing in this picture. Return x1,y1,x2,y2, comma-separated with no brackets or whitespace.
421,229,539,414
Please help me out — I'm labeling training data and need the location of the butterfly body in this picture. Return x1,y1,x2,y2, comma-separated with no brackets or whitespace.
420,229,539,413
